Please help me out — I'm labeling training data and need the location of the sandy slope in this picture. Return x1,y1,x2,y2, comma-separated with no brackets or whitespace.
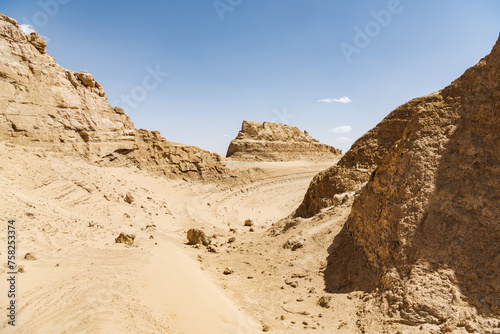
0,142,255,333
0,141,343,333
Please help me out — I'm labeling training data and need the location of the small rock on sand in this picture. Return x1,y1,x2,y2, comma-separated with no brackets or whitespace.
24,253,37,260
207,245,219,253
187,228,211,246
124,192,135,204
283,236,305,251
115,233,136,246
318,296,332,308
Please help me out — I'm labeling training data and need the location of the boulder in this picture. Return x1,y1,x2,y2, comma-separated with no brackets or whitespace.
187,228,211,246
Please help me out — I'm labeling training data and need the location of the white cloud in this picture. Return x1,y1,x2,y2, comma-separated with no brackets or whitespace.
223,134,230,137
330,125,352,134
318,96,352,104
335,137,353,143
20,24,36,35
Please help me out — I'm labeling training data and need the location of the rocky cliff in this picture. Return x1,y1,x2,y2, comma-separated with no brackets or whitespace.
226,121,342,162
324,35,500,332
0,13,226,180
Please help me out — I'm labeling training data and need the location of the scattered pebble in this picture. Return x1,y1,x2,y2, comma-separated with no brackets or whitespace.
124,192,135,204
318,296,332,308
283,236,305,251
207,245,219,253
285,279,299,288
24,253,36,260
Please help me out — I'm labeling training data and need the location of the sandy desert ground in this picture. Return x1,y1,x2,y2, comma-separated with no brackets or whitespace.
0,141,370,333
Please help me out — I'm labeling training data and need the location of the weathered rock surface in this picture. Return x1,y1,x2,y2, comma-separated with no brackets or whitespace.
295,96,425,218
226,121,341,162
0,13,226,181
324,35,500,332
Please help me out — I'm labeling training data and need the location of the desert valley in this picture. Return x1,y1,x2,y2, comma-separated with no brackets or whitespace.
0,11,499,334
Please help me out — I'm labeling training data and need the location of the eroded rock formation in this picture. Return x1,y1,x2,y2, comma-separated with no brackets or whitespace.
324,35,500,332
226,120,341,162
294,96,426,217
0,13,226,180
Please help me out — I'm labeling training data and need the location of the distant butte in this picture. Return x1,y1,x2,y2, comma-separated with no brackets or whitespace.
226,120,342,162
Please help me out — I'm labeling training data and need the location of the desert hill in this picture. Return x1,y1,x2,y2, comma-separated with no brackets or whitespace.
0,13,226,181
226,120,342,162
298,34,500,332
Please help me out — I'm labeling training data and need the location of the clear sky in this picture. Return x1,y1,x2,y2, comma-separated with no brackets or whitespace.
2,1,499,154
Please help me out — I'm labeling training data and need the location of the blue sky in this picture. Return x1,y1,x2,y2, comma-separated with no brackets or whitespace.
2,1,500,154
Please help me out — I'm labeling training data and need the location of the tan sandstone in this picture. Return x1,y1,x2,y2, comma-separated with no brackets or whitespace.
322,34,500,333
0,13,226,181
226,120,342,162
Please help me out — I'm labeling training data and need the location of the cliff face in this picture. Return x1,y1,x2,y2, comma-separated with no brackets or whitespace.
324,35,500,331
226,121,341,162
0,13,226,180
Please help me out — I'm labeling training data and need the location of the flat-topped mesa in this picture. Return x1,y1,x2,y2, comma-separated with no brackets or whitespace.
0,13,226,181
226,121,342,162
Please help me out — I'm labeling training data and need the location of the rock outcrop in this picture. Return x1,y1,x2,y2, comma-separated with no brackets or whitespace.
226,121,341,162
324,35,500,332
0,13,226,180
294,97,424,217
